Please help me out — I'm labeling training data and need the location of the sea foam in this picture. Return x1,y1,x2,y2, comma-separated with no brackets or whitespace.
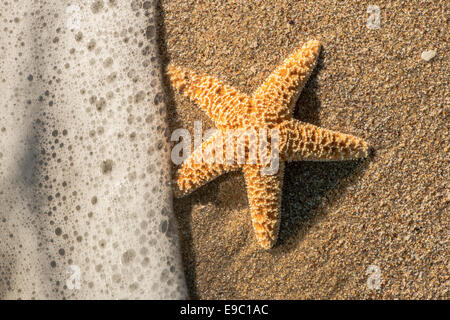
0,0,187,299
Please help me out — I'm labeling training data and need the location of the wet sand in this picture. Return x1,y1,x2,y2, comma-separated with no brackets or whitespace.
158,0,448,299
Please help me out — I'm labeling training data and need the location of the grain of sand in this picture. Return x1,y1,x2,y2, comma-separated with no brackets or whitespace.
156,0,448,299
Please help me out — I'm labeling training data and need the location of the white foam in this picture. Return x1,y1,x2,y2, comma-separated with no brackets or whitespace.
0,0,187,299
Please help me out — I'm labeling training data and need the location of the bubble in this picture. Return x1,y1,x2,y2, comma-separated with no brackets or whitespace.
131,0,142,11
134,91,145,103
139,247,148,255
106,72,117,83
108,0,118,7
95,97,106,111
100,160,113,174
160,220,168,234
129,283,139,291
153,93,162,105
91,0,105,14
141,257,150,267
145,26,155,39
112,274,121,283
143,1,153,10
121,249,136,265
140,221,148,230
87,39,96,51
103,57,113,68
75,32,83,42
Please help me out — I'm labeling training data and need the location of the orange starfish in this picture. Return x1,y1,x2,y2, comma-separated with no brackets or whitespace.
168,40,369,249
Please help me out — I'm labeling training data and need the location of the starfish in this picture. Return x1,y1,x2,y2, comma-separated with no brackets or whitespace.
168,40,369,249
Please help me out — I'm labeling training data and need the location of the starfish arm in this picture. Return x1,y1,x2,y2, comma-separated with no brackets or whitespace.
281,120,369,161
174,131,240,197
168,64,251,130
243,163,285,249
252,40,321,116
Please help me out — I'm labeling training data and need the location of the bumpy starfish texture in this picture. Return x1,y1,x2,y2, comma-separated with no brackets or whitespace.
168,40,369,249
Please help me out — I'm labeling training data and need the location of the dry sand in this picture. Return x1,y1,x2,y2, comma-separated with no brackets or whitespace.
157,0,448,299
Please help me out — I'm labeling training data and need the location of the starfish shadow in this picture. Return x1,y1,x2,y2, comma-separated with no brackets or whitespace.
169,172,246,299
272,52,372,252
292,51,324,125
275,159,370,253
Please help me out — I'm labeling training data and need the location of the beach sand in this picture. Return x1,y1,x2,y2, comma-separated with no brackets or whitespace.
158,0,448,299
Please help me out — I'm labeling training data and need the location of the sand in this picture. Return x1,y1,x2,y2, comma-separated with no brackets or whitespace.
158,0,448,299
